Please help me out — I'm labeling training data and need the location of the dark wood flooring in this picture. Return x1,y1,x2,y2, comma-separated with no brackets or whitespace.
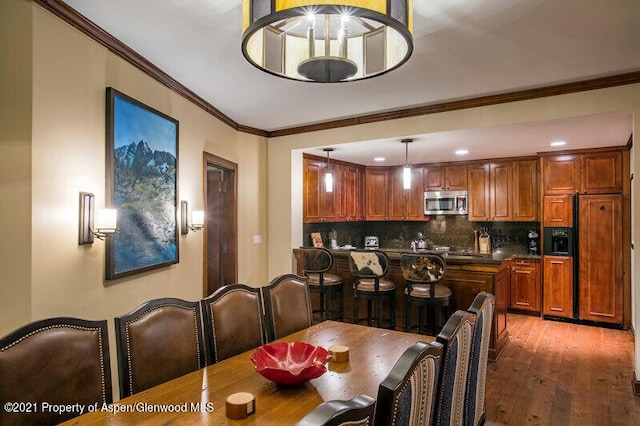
485,313,640,425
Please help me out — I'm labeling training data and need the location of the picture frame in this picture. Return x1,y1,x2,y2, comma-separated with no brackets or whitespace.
105,87,179,280
311,232,323,248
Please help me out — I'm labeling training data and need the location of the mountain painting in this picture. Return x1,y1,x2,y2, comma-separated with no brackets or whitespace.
106,88,179,279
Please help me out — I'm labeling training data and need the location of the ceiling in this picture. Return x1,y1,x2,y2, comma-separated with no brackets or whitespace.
62,0,639,165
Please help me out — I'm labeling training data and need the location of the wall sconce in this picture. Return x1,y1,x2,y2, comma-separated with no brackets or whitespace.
181,200,204,234
79,192,118,245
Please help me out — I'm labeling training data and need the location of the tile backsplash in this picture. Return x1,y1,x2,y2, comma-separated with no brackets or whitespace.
303,217,540,252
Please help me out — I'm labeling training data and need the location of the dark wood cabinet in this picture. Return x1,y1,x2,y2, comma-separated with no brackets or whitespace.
467,163,490,221
512,159,538,221
365,168,389,221
489,161,512,221
542,155,581,194
509,258,541,313
303,157,338,222
424,164,468,191
340,164,364,221
580,151,623,194
543,195,573,227
543,255,574,318
578,194,623,324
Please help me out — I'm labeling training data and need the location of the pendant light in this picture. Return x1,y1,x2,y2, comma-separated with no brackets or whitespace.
401,139,413,189
324,148,334,193
241,1,414,83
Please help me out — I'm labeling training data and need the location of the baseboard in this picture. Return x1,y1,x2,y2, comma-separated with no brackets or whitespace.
634,372,640,396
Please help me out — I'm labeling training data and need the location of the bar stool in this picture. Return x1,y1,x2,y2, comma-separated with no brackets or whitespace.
400,253,451,335
301,247,344,322
349,250,396,329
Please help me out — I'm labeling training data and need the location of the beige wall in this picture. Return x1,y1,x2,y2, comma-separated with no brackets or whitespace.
267,84,640,381
0,3,269,399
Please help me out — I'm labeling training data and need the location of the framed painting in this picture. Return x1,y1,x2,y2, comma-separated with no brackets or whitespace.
105,87,179,280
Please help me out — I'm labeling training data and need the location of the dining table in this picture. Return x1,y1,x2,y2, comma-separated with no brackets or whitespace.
61,320,434,425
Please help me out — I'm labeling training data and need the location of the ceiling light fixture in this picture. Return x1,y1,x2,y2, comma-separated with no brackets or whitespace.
241,1,413,83
324,148,334,193
401,138,413,190
374,157,386,162
455,149,469,155
550,141,567,147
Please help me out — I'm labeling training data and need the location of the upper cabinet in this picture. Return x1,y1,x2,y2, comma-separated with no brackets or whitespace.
366,167,427,221
468,159,538,222
424,164,468,191
542,150,623,195
365,167,390,221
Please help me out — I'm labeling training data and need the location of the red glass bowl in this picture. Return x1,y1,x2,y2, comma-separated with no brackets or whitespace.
251,342,331,385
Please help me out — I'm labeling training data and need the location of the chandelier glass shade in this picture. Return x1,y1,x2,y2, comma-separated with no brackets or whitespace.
242,0,413,83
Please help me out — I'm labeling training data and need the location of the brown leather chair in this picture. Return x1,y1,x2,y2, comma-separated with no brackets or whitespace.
374,341,443,426
296,394,376,426
114,297,206,397
300,247,344,322
349,250,396,329
262,274,312,341
201,284,267,364
0,317,112,425
400,253,451,335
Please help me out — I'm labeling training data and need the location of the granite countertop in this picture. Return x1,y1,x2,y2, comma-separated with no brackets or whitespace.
327,244,541,265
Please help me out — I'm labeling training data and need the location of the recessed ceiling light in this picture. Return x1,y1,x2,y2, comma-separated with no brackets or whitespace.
455,149,469,155
550,141,566,147
374,157,385,162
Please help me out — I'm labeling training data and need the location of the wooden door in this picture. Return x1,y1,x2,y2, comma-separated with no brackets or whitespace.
578,194,623,324
543,255,574,318
445,164,468,191
510,259,540,312
365,168,389,220
388,167,405,220
490,161,512,221
467,163,490,221
580,151,623,194
512,159,538,221
423,165,445,191
406,167,426,220
542,155,581,194
543,195,573,227
303,158,323,223
341,165,357,221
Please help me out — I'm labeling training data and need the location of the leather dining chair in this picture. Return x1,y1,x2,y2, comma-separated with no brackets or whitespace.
400,253,451,335
300,247,344,322
465,292,495,426
201,284,267,364
114,297,206,398
262,274,312,341
296,394,377,426
0,317,112,425
349,250,396,329
433,310,476,426
374,341,443,426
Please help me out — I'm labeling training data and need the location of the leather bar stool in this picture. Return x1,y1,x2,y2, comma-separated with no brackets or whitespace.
349,250,396,329
400,253,451,335
301,247,344,322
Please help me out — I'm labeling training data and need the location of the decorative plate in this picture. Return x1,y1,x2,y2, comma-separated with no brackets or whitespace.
251,342,331,385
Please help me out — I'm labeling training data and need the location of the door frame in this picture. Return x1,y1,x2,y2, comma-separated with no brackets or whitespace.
202,152,238,296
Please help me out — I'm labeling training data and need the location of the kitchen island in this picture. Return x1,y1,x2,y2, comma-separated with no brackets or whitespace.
293,247,532,361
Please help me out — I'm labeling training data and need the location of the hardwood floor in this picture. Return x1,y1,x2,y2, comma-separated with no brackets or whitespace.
485,314,640,425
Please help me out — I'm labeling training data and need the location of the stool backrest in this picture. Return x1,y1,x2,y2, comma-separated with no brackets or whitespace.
400,253,447,297
349,250,389,278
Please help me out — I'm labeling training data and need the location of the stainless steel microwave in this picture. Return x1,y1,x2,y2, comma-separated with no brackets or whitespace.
424,190,468,215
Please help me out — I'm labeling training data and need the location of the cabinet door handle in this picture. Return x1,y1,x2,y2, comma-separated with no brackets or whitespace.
599,205,605,211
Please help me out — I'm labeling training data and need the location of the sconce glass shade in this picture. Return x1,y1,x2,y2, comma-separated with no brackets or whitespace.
96,209,118,234
242,0,413,83
181,200,204,234
191,211,205,229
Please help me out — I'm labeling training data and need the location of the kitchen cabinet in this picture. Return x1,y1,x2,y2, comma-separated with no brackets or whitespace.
340,164,364,221
467,163,490,221
509,258,541,313
365,168,390,220
578,194,623,324
423,164,468,191
303,157,338,222
543,195,573,227
580,151,623,194
489,161,512,221
512,159,538,221
542,154,581,195
389,167,426,221
542,255,574,318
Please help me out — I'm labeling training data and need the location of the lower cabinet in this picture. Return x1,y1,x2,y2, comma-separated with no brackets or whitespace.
542,255,574,318
509,258,541,314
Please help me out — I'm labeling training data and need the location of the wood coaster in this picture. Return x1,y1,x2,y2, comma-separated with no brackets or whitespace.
328,345,349,363
225,392,255,419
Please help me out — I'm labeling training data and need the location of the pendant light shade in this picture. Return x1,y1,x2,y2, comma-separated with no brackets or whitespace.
242,0,413,83
324,148,334,192
401,139,413,190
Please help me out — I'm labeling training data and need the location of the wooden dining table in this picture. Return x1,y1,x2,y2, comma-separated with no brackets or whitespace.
62,321,434,425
